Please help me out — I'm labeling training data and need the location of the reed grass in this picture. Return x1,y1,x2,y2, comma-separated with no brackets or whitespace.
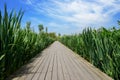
60,27,120,80
0,4,54,79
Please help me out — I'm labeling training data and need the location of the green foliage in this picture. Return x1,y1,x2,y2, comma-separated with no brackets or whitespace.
118,20,120,25
0,4,54,79
48,32,57,40
45,27,48,33
38,24,44,32
60,27,120,80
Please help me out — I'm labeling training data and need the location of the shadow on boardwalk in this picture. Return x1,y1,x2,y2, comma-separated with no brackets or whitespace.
7,41,113,80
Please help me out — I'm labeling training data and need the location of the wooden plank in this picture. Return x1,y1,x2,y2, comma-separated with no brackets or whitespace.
18,59,41,80
78,56,112,80
65,50,96,80
17,49,49,80
66,50,81,80
38,51,52,80
60,41,113,80
65,52,83,80
45,50,54,80
8,41,113,80
63,46,97,80
62,50,77,80
25,54,48,80
32,51,50,80
63,46,109,80
52,53,58,80
59,50,70,80
9,54,43,80
57,51,64,80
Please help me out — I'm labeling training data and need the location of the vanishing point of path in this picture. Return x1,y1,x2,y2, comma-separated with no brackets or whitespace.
8,41,113,80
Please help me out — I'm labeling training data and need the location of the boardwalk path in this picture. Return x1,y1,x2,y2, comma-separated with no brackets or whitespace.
8,41,112,80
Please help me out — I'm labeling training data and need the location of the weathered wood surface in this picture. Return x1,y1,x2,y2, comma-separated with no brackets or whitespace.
8,41,113,80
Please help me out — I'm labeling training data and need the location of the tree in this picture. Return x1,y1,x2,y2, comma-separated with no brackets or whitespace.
58,33,61,36
118,20,120,26
46,27,48,33
38,24,44,32
48,32,57,39
26,21,31,30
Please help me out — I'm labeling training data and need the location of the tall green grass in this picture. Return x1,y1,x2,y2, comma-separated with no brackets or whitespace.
0,4,54,79
60,27,120,80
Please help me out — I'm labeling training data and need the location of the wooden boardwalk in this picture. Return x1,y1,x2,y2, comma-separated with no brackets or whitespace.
8,41,113,80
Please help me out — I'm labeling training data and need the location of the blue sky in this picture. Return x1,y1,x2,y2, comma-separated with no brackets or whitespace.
0,0,120,35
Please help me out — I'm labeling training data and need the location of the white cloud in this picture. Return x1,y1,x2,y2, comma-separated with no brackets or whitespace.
24,0,120,34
